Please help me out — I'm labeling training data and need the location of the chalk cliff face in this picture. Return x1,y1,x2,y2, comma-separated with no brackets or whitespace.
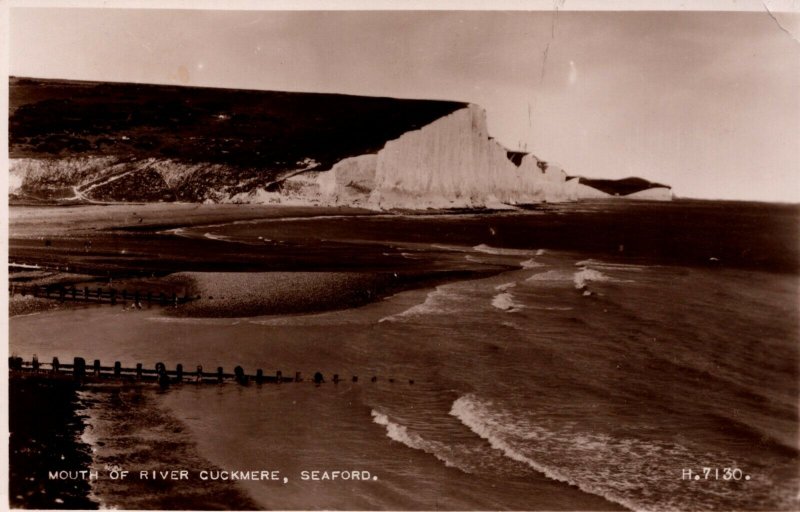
314,105,582,209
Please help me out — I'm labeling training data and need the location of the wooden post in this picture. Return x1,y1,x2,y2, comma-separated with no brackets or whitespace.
52,357,60,373
176,364,183,382
352,375,358,383
71,287,77,300
136,363,143,380
110,289,117,305
74,357,86,381
256,369,264,384
217,367,224,383
196,365,203,383
234,366,246,385
114,361,121,376
333,374,340,384
295,371,302,382
276,370,283,383
84,287,89,300
32,355,40,373
93,359,101,376
97,287,102,301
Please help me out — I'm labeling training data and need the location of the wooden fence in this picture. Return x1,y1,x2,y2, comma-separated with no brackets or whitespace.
8,356,414,387
9,284,195,306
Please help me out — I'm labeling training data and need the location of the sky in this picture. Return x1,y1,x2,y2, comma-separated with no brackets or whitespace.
8,6,800,202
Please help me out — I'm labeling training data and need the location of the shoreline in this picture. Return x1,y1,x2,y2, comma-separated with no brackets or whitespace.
9,378,261,510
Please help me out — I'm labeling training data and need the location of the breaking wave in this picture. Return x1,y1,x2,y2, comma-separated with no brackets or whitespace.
378,286,469,322
473,244,541,257
491,292,524,313
448,394,773,512
572,268,611,290
519,258,544,269
370,410,469,472
525,270,573,283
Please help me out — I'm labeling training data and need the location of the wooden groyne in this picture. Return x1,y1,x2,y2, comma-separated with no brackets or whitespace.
8,284,195,306
8,356,415,387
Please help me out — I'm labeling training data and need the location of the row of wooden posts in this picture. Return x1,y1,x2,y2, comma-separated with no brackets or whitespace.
8,356,415,386
9,284,194,306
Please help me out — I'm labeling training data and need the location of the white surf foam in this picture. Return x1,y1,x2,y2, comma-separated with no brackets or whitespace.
494,282,516,291
378,286,467,322
450,394,754,512
370,410,467,472
575,259,647,272
519,258,544,269
473,244,539,257
491,292,525,313
572,268,611,290
525,270,573,283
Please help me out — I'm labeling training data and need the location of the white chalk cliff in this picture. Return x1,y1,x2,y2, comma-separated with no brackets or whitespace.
311,104,582,209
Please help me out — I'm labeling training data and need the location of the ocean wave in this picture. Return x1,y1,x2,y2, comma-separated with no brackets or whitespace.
519,258,544,269
473,244,540,257
449,395,639,511
494,282,516,291
378,286,468,322
370,410,469,472
203,232,232,242
575,259,647,272
525,270,573,283
449,394,767,512
572,268,612,290
491,292,525,313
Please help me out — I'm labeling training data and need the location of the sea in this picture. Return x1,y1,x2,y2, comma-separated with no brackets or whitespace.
9,200,799,511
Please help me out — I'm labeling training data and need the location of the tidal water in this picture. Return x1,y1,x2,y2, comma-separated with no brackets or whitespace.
9,200,799,510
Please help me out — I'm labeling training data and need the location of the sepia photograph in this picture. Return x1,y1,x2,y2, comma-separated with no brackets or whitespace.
4,1,799,510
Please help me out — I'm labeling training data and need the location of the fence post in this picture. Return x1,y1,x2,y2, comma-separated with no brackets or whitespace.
136,363,143,380
276,370,283,383
71,287,77,300
93,359,101,376
234,366,247,385
114,361,121,376
295,371,302,382
217,367,224,383
256,369,264,384
333,374,340,384
84,287,89,300
176,364,183,382
52,357,60,373
74,357,86,381
110,289,117,305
